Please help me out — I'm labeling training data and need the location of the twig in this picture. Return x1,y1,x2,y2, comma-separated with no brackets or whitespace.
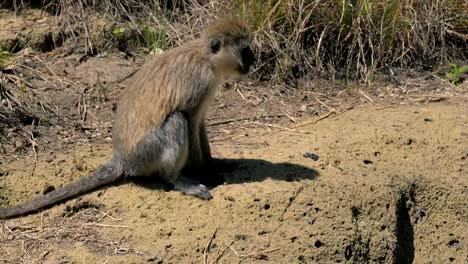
250,121,307,134
373,105,397,111
411,94,453,103
330,104,356,119
358,90,375,103
208,114,286,127
4,74,35,89
117,68,140,84
204,227,218,264
295,104,356,127
228,246,280,258
15,64,58,89
281,109,297,123
209,240,235,264
21,122,38,176
314,96,334,111
96,210,122,222
78,87,88,122
32,55,64,89
38,249,50,261
446,29,468,41
295,110,336,127
312,110,335,123
2,220,42,232
236,88,246,100
0,141,6,155
208,117,252,126
83,223,130,228
21,233,45,241
431,73,455,89
99,259,111,264
412,94,454,99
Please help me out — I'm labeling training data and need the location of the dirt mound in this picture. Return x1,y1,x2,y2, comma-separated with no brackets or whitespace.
1,103,466,263
0,9,63,52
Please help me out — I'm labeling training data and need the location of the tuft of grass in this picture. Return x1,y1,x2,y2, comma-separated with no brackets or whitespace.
111,24,168,55
112,27,126,39
139,26,168,54
0,47,13,70
446,63,468,85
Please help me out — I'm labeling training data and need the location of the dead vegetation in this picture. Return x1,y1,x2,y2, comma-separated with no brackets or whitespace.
3,0,466,83
0,205,151,263
0,49,61,157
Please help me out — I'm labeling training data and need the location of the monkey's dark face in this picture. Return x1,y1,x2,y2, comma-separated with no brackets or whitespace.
239,45,255,74
209,36,255,77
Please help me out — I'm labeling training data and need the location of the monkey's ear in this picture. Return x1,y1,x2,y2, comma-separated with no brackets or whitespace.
209,36,223,54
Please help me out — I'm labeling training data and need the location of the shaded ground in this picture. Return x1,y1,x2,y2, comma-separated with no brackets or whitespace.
1,6,468,264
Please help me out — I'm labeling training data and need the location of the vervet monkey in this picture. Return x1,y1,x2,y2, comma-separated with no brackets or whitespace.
0,17,254,218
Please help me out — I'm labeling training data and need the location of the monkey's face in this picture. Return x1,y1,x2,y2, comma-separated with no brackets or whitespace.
209,36,255,78
238,42,255,74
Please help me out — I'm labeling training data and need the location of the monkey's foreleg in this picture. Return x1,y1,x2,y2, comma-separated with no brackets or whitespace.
185,120,205,171
184,120,226,186
181,119,217,185
199,121,212,163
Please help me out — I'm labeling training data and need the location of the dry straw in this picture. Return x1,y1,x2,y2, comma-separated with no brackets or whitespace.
4,0,468,85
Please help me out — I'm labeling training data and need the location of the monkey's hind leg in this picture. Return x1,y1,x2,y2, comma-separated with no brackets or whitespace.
132,112,212,200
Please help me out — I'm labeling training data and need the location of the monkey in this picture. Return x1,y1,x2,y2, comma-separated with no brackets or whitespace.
0,17,255,218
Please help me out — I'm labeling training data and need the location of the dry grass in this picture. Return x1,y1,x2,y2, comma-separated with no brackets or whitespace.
0,51,58,115
0,49,61,157
4,0,467,85
237,0,468,84
0,205,148,263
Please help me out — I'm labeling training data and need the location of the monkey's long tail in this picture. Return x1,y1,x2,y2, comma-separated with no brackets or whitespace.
0,162,122,219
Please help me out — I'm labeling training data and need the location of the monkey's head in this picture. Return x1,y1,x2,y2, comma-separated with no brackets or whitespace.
205,17,255,77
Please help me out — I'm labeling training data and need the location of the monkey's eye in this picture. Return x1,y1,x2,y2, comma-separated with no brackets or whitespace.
209,37,222,54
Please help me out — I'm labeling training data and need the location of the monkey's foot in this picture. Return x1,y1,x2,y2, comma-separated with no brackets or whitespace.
174,177,213,200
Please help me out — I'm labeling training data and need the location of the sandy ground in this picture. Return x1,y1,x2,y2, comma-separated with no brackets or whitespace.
1,102,467,264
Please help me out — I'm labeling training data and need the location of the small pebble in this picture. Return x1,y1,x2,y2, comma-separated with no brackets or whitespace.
303,152,319,161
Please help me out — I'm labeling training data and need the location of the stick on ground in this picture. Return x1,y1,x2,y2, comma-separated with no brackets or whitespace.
203,227,218,264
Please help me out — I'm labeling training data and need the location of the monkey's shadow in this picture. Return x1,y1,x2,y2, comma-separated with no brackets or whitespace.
132,158,319,191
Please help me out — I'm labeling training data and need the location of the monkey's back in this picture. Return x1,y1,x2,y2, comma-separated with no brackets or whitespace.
112,40,217,157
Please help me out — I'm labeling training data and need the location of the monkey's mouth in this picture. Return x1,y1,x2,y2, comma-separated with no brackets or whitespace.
239,64,253,74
